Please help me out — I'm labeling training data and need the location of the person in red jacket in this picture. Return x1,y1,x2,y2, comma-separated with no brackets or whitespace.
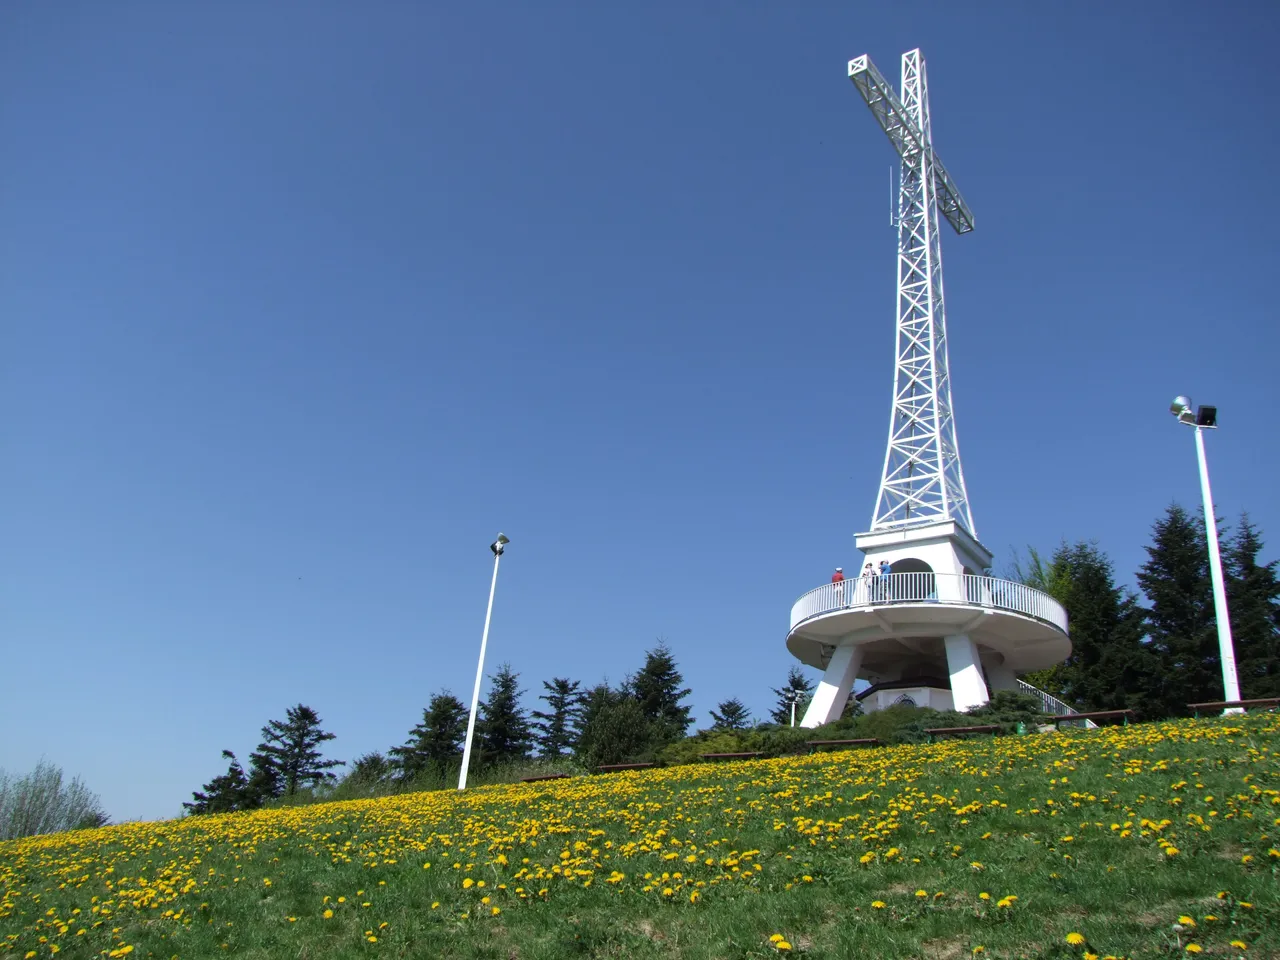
832,566,845,606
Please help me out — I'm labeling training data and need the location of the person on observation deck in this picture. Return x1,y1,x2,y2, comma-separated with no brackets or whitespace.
832,566,845,606
878,559,892,601
860,562,876,603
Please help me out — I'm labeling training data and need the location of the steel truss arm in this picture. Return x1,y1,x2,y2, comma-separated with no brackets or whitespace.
847,55,974,235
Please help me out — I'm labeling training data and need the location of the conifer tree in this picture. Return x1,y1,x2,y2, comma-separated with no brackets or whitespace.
251,704,343,797
1225,514,1280,699
1137,504,1220,715
574,683,652,768
1046,541,1155,715
630,641,693,741
478,664,533,765
389,692,468,781
709,697,752,731
347,752,393,787
531,678,586,757
769,667,815,725
184,750,250,815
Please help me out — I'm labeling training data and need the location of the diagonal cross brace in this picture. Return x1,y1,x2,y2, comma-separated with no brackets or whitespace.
848,55,974,235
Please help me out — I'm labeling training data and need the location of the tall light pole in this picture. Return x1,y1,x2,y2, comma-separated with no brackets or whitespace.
1170,398,1241,713
458,533,510,790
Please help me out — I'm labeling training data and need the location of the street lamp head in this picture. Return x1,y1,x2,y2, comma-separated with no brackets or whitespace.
491,533,509,556
1171,396,1197,425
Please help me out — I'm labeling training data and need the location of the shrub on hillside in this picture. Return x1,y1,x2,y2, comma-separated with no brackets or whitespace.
0,760,109,840
967,690,1052,730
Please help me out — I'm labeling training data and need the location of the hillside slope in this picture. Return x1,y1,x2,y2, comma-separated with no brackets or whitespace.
2,716,1277,959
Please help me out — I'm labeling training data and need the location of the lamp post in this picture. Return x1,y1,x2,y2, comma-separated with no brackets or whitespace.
1169,398,1241,713
458,533,510,790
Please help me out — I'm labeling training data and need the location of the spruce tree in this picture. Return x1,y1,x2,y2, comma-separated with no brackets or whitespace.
1226,514,1280,699
251,704,343,796
630,641,693,741
709,697,752,731
574,683,653,768
478,664,533,765
184,750,249,814
347,752,393,787
1136,504,1220,715
769,667,815,725
1048,541,1156,715
389,692,468,781
530,678,586,758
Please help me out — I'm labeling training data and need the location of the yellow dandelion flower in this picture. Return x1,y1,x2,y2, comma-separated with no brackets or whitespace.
1066,933,1086,946
491,907,501,916
978,892,991,901
1178,916,1196,927
323,909,333,919
1184,945,1202,954
462,878,474,890
1230,940,1247,950
872,900,885,909
915,889,928,898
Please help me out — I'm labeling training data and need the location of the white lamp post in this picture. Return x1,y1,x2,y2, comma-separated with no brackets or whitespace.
1169,398,1242,713
458,533,510,790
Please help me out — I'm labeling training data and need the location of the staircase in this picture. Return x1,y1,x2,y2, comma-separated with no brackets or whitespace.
1016,680,1097,729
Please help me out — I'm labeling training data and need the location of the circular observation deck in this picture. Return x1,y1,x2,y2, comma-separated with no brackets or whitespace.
787,572,1069,679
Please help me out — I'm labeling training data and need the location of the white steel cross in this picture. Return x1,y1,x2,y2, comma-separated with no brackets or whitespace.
849,49,976,536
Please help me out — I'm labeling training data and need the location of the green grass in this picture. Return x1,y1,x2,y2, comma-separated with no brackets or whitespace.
2,715,1277,959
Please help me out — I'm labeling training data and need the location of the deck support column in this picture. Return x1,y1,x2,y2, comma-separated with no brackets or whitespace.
801,643,863,728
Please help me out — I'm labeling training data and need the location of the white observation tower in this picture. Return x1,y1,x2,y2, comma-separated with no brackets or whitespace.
787,50,1070,725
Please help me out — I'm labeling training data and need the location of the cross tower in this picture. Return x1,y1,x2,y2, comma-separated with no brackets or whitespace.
850,49,975,536
783,51,1071,725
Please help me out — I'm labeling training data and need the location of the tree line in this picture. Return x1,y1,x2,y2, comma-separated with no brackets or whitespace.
185,644,820,814
1016,503,1279,717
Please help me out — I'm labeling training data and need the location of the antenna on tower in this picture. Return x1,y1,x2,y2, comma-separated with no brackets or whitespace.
888,166,898,227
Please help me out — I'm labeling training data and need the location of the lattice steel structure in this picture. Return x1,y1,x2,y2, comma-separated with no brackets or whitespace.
849,50,976,536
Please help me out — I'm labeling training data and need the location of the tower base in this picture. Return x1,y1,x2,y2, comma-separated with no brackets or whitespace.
793,520,1067,726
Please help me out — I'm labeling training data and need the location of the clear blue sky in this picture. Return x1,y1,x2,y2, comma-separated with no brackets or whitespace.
3,2,1277,823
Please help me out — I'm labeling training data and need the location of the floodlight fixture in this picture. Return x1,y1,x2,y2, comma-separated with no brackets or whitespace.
1171,396,1196,424
491,533,510,556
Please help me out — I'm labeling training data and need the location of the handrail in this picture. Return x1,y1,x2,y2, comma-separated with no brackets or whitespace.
790,572,1068,634
1015,680,1094,727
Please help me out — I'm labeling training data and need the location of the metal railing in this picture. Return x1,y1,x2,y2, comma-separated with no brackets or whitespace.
1017,680,1096,728
790,572,1068,634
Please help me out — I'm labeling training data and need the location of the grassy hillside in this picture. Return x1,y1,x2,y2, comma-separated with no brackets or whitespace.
2,715,1277,960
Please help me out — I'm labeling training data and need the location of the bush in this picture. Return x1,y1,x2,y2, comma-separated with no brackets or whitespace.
967,690,1052,730
0,760,109,839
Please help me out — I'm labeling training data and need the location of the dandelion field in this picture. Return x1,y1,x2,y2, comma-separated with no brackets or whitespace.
2,717,1277,960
